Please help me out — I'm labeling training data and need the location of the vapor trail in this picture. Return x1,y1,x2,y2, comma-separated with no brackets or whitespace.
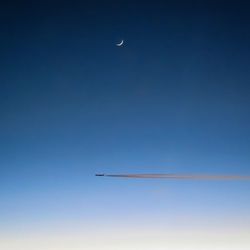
95,173,250,180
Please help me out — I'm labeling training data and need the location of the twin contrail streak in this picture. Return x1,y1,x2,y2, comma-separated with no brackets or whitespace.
95,173,250,180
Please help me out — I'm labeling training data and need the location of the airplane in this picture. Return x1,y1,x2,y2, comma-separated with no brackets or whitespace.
95,173,105,177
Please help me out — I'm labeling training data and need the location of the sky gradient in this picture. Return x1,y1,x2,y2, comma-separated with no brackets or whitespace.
1,1,250,249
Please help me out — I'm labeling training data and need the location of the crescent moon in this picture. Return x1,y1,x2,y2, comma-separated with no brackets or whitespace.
116,40,124,46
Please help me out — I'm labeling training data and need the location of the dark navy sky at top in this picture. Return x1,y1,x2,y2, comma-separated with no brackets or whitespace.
1,1,250,191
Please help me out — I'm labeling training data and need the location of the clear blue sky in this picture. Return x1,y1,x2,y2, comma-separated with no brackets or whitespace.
1,1,250,249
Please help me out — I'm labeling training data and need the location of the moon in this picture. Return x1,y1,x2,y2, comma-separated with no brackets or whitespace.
116,40,124,46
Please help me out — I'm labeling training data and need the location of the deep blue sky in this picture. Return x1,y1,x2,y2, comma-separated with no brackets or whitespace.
1,1,250,249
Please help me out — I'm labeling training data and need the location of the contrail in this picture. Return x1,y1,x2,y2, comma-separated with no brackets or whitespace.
95,173,250,180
